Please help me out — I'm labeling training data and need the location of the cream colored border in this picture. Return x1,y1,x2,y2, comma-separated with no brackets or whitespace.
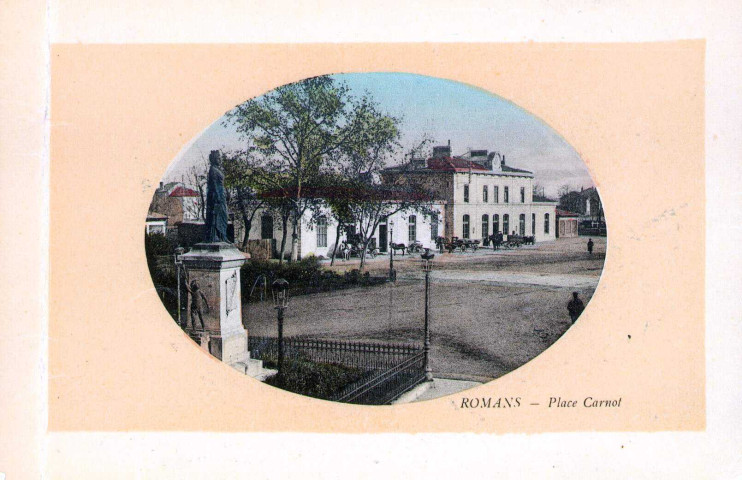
49,42,705,434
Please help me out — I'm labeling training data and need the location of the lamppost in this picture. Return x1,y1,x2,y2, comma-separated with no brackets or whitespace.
271,278,290,378
174,247,185,327
421,248,435,381
389,219,395,281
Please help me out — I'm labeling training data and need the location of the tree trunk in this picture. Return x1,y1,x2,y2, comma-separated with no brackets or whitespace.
330,220,343,266
359,237,372,272
241,218,251,251
290,216,299,262
279,214,289,265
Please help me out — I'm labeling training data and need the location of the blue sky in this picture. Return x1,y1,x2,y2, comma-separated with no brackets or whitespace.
164,72,593,197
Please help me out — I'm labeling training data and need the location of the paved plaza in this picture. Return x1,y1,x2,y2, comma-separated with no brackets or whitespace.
244,237,605,381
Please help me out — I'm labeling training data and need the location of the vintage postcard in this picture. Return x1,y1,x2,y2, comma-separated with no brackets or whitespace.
49,42,704,432
4,0,742,477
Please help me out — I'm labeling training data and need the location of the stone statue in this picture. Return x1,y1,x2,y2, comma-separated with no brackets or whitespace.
205,150,230,243
185,279,209,330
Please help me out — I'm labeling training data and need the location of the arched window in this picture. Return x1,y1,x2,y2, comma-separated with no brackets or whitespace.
261,213,274,240
544,213,550,234
408,215,417,242
519,213,526,235
493,214,499,234
481,214,489,240
462,214,470,239
503,214,510,236
532,213,536,235
316,216,327,247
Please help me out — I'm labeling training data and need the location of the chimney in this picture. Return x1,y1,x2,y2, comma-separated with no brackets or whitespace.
159,182,163,189
432,144,452,159
501,154,506,167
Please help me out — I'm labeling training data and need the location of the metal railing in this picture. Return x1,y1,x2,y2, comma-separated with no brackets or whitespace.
331,351,426,405
248,336,425,404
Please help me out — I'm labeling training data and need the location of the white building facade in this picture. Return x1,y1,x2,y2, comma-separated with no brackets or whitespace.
449,167,557,242
381,147,558,244
238,201,445,259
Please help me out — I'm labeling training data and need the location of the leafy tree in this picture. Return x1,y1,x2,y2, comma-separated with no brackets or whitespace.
221,150,266,250
335,121,435,270
224,75,376,262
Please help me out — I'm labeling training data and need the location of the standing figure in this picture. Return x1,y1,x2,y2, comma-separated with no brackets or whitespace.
567,291,585,324
185,280,209,330
205,150,230,243
587,238,594,255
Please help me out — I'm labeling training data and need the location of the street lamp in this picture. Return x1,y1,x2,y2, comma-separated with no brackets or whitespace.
174,247,185,327
389,219,395,281
421,248,435,381
271,278,290,378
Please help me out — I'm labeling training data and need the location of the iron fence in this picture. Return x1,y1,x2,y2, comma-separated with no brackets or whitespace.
249,336,420,370
248,336,425,404
331,351,426,405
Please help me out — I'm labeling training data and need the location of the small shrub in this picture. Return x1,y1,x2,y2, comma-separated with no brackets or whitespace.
264,358,367,399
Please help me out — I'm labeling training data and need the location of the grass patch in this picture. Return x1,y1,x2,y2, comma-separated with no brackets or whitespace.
241,256,387,302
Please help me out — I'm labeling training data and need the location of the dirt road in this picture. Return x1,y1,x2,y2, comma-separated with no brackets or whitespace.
244,237,605,380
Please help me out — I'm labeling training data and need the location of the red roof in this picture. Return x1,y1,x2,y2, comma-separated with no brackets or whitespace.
426,157,490,172
260,185,436,202
556,209,580,217
169,186,199,197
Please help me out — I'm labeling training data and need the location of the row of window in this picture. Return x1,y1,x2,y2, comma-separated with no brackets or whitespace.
314,214,440,247
274,210,551,248
461,213,550,239
463,185,526,204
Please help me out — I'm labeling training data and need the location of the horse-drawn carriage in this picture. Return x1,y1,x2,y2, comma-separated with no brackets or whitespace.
436,236,480,253
341,234,379,260
488,233,535,249
388,240,423,256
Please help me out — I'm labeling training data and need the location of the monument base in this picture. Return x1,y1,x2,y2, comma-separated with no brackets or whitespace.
181,242,255,373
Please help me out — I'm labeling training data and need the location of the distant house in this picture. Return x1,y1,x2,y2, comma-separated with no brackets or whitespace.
555,209,580,238
148,182,201,228
145,212,168,235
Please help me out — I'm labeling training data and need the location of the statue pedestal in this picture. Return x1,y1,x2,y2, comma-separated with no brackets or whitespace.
181,242,252,371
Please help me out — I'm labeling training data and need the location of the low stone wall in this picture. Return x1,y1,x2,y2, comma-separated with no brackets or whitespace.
246,239,274,260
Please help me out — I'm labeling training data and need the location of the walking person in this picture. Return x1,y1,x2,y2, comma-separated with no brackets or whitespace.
587,238,594,255
567,291,585,324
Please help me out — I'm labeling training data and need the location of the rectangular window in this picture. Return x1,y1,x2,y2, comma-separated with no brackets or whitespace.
504,186,509,203
408,215,417,242
261,214,274,240
483,185,488,203
532,213,536,235
316,216,327,247
464,184,470,203
544,213,550,234
430,213,438,240
494,186,499,203
520,187,525,203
